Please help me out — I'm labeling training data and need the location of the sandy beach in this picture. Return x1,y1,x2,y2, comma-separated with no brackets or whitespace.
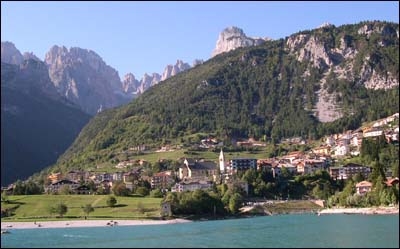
318,206,399,215
1,218,192,230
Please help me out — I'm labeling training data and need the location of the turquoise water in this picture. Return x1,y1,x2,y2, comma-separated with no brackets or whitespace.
1,214,399,248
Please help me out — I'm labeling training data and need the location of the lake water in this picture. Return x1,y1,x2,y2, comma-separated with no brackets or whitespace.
1,214,399,248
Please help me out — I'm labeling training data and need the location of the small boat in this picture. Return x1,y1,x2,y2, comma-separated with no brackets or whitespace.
1,230,10,234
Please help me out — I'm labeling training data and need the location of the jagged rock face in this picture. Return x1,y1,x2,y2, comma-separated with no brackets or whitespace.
287,35,332,69
140,73,161,93
211,26,269,57
122,73,141,94
1,41,24,65
126,59,195,95
45,45,128,114
23,52,41,62
161,60,191,81
359,58,398,90
287,22,399,123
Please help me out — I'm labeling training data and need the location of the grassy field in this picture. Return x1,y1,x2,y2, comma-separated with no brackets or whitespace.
129,149,269,164
1,195,164,221
93,148,270,172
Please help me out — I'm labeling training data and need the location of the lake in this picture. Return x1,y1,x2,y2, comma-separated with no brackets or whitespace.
1,214,399,248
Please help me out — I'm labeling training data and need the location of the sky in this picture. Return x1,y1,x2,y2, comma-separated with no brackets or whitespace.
1,1,399,79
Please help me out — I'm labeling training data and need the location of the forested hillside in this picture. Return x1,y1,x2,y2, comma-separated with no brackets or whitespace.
1,61,91,185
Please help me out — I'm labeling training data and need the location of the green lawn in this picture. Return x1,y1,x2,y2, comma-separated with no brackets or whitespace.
1,195,163,221
132,149,268,164
91,149,270,172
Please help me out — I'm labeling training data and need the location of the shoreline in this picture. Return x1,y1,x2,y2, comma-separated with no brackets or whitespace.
318,206,399,215
1,218,192,230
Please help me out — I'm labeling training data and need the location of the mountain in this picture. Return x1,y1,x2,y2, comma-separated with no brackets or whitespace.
122,59,202,96
212,26,271,57
28,21,400,177
161,60,191,81
1,41,24,65
44,45,132,115
1,59,91,185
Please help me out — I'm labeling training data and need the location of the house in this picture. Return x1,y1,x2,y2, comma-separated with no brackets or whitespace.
171,179,213,192
257,159,279,171
65,170,89,182
356,181,372,195
229,158,257,172
350,130,363,148
296,160,325,175
363,127,384,138
151,171,175,189
48,173,63,184
334,144,350,157
277,162,297,175
329,163,371,180
326,135,336,147
98,180,112,194
123,168,142,183
312,146,331,156
281,151,304,164
112,172,124,182
74,185,91,195
179,159,218,181
45,179,79,194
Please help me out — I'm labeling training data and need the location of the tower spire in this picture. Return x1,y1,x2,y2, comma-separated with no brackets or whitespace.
219,148,225,173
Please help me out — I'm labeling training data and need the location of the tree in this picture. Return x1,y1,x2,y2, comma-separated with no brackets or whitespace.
51,202,68,218
106,196,117,207
112,181,130,196
229,193,243,214
137,201,145,214
1,191,9,203
82,204,94,218
135,186,150,197
150,188,164,198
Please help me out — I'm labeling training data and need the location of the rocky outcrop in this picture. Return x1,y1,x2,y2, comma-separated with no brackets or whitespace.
122,73,141,95
139,73,161,93
23,52,41,62
161,60,191,81
287,21,399,122
44,45,129,114
287,35,332,69
212,26,270,57
1,41,24,65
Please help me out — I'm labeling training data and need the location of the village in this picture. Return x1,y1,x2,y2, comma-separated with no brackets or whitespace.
6,112,392,199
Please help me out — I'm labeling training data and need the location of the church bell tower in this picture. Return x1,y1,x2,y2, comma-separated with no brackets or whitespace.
219,149,225,173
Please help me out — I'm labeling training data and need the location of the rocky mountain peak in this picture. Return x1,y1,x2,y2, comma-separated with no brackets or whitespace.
161,59,191,81
211,26,270,57
23,52,41,62
122,73,140,94
318,22,334,29
1,41,24,65
44,45,127,114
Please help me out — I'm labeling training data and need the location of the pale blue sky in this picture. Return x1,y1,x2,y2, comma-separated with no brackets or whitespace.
1,1,399,79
